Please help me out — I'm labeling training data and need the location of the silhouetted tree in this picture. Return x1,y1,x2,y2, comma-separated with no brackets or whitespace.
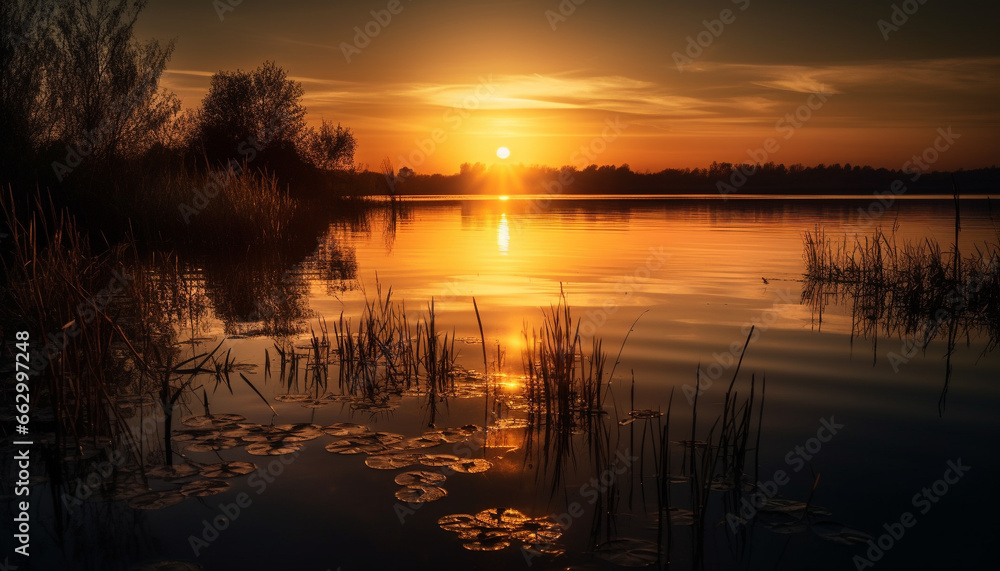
1,1,56,183
2,0,176,184
197,60,306,165
303,120,356,171
48,0,178,170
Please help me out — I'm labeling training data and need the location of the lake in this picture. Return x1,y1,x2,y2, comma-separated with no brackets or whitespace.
15,195,1000,571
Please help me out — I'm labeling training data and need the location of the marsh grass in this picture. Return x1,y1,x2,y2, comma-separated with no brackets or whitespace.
2,189,138,452
138,164,296,246
331,284,457,408
521,291,608,425
803,226,999,348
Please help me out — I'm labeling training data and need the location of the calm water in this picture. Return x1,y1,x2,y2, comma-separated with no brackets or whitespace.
15,196,1000,570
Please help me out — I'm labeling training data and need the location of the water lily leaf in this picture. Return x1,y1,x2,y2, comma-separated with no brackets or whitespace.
462,538,511,551
146,464,199,481
321,422,370,437
401,436,444,450
394,471,447,486
185,437,240,453
199,461,257,478
180,479,230,497
325,433,402,454
170,429,219,442
448,459,492,474
475,508,530,529
438,513,479,532
420,454,462,467
128,490,185,510
246,442,303,456
594,538,660,567
272,423,324,442
273,394,311,403
394,484,447,503
365,453,422,470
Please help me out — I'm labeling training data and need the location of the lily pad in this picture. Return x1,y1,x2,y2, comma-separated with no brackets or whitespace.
180,479,230,497
321,422,370,437
326,432,405,454
420,454,462,467
394,471,447,486
462,535,511,551
271,423,324,442
170,429,219,442
448,458,493,474
185,437,240,453
438,513,479,531
475,508,531,529
199,461,257,478
365,453,423,470
394,485,447,503
273,394,311,403
246,442,303,456
146,464,199,481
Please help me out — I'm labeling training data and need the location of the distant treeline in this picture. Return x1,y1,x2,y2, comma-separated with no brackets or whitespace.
384,162,1000,196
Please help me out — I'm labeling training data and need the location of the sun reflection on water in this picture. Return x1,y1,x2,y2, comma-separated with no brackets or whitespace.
497,213,510,254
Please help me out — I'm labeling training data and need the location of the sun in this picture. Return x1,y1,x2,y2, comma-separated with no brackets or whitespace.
496,146,510,159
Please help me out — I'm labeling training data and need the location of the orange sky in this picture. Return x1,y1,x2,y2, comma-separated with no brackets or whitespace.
138,1,1000,174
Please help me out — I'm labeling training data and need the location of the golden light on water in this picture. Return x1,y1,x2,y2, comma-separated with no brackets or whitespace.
497,213,510,254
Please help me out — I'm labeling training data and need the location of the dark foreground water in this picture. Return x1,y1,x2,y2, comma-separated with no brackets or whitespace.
4,196,998,571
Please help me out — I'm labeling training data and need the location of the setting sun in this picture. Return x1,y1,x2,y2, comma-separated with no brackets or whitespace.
496,146,510,160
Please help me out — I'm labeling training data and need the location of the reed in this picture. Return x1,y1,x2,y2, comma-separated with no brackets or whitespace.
802,226,999,345
521,291,608,429
331,283,457,402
